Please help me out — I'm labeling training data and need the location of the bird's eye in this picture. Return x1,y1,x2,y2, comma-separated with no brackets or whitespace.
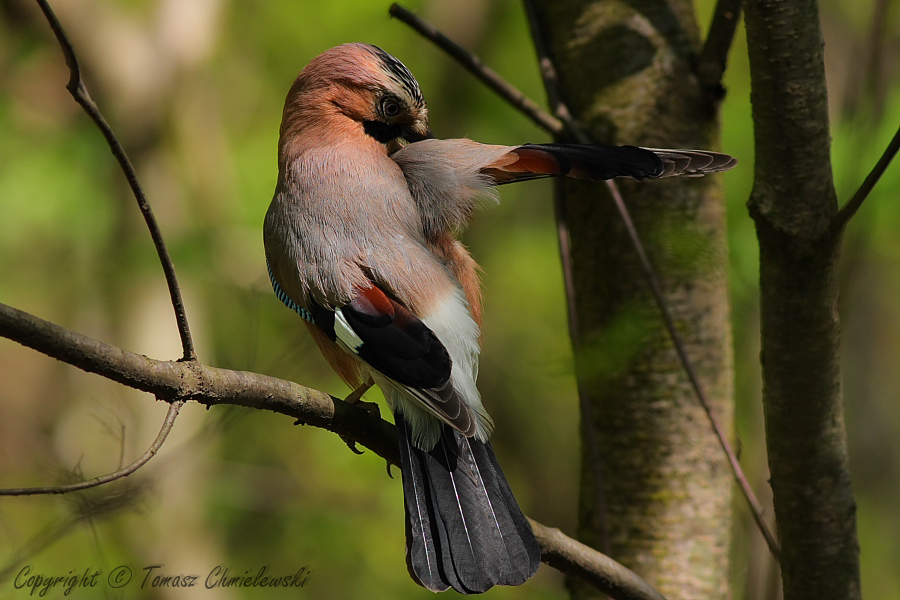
381,97,402,118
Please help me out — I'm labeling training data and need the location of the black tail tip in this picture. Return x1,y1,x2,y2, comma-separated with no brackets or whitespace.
397,417,540,594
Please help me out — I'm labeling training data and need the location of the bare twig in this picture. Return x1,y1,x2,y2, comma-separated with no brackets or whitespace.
0,301,397,465
390,1,779,559
519,0,589,355
602,181,781,560
697,0,742,98
0,401,184,496
521,1,590,145
522,0,612,553
35,0,195,361
0,301,664,600
389,3,564,136
833,121,900,232
530,520,668,600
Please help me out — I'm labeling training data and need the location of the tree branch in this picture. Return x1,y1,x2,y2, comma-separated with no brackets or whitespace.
0,301,398,464
744,0,861,596
530,520,667,600
696,0,742,100
35,0,195,361
602,177,780,560
0,300,666,600
388,3,565,136
0,400,183,496
833,121,900,232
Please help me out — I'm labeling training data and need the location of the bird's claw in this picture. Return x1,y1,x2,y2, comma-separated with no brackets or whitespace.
341,435,366,455
340,379,379,455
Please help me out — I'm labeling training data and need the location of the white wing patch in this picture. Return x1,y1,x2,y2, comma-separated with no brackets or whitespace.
421,288,493,440
334,307,364,352
422,289,479,390
333,287,494,451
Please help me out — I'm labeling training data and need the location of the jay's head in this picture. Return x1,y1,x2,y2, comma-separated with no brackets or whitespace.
280,43,431,157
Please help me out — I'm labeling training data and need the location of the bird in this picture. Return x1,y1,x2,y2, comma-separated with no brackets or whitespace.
263,42,736,594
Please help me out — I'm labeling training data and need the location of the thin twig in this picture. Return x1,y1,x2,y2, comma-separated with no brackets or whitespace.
0,301,664,600
0,401,184,496
521,1,590,145
697,0,742,99
522,0,611,553
833,121,900,232
391,1,780,559
602,180,781,560
16,0,193,503
35,0,196,362
389,3,564,136
531,520,668,600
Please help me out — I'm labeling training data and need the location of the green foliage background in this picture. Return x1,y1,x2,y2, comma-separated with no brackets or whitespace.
0,0,897,598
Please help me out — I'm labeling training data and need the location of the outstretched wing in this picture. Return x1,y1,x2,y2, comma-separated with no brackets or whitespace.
483,143,737,183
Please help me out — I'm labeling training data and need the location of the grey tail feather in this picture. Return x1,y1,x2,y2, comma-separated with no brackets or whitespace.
642,148,738,178
395,413,540,594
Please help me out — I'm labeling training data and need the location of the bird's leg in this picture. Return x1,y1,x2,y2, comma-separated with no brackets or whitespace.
343,380,394,477
344,378,376,408
340,378,379,455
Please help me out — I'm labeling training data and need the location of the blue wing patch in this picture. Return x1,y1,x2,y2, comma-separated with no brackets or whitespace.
267,260,314,324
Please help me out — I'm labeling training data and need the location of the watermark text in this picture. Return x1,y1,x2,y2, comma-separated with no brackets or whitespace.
11,564,311,596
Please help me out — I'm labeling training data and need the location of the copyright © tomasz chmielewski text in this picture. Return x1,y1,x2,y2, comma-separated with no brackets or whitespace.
12,564,312,596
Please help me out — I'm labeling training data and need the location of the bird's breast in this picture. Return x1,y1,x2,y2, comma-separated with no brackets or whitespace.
265,146,460,315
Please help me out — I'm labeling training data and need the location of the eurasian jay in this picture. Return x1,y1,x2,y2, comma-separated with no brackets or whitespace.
263,42,736,594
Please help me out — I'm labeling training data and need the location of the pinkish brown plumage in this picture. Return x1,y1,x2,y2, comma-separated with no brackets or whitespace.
263,42,736,594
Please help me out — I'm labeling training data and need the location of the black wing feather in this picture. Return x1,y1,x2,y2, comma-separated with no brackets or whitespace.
340,294,451,389
312,285,475,436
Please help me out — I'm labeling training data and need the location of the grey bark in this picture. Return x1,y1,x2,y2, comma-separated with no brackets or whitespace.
524,1,735,598
744,0,862,598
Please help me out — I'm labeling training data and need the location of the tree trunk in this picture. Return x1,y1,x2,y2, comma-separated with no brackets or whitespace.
743,0,862,598
524,2,734,598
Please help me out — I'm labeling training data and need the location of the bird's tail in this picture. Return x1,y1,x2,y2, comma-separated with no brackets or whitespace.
395,413,540,594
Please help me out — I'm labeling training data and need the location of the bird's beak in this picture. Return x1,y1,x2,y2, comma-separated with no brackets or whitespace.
387,126,432,155
386,138,406,154
405,126,433,143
